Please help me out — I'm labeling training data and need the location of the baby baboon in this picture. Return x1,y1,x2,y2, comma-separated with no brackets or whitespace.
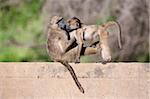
66,17,122,63
47,16,98,93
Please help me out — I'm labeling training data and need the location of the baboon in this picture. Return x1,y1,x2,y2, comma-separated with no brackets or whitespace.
46,16,98,93
66,17,122,63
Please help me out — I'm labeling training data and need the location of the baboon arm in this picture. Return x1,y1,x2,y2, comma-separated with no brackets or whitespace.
75,30,83,61
75,42,83,63
64,38,76,53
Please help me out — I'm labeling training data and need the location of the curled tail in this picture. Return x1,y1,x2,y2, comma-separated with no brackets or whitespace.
103,21,122,49
58,60,84,93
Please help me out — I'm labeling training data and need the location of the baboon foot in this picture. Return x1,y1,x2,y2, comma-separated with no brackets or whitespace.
75,58,80,64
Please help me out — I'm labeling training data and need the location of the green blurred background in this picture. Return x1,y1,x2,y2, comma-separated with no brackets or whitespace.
0,0,149,62
0,0,49,62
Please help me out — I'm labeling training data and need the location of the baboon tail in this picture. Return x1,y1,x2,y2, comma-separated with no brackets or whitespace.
59,60,84,93
114,21,122,49
103,21,122,49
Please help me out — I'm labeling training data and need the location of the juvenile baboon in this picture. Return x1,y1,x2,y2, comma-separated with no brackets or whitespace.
66,17,122,63
46,16,98,93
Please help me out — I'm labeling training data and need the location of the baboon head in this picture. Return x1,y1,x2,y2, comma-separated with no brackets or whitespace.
50,16,63,25
50,16,71,31
50,16,62,29
66,17,82,32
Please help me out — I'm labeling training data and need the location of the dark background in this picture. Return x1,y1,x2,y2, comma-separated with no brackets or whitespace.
0,0,149,62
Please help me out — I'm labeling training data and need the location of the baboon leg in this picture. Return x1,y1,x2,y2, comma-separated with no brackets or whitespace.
95,43,102,62
83,47,97,55
103,21,122,49
98,27,111,63
62,47,97,62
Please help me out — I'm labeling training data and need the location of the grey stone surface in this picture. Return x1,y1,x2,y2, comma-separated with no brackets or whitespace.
0,62,149,99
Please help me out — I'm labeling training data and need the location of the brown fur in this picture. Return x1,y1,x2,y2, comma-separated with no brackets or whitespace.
47,16,98,93
67,17,122,63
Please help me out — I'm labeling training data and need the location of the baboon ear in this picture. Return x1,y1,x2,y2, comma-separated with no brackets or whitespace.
72,17,80,21
72,17,78,19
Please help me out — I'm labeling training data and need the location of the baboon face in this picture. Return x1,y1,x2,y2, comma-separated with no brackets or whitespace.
66,17,82,32
57,18,71,31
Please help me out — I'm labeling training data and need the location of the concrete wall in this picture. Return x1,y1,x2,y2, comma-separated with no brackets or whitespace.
0,62,149,99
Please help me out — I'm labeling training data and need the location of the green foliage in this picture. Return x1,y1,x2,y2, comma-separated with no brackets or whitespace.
96,16,117,25
136,51,150,62
0,0,50,62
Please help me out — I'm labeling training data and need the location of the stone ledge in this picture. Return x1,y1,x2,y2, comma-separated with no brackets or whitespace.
0,62,149,99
